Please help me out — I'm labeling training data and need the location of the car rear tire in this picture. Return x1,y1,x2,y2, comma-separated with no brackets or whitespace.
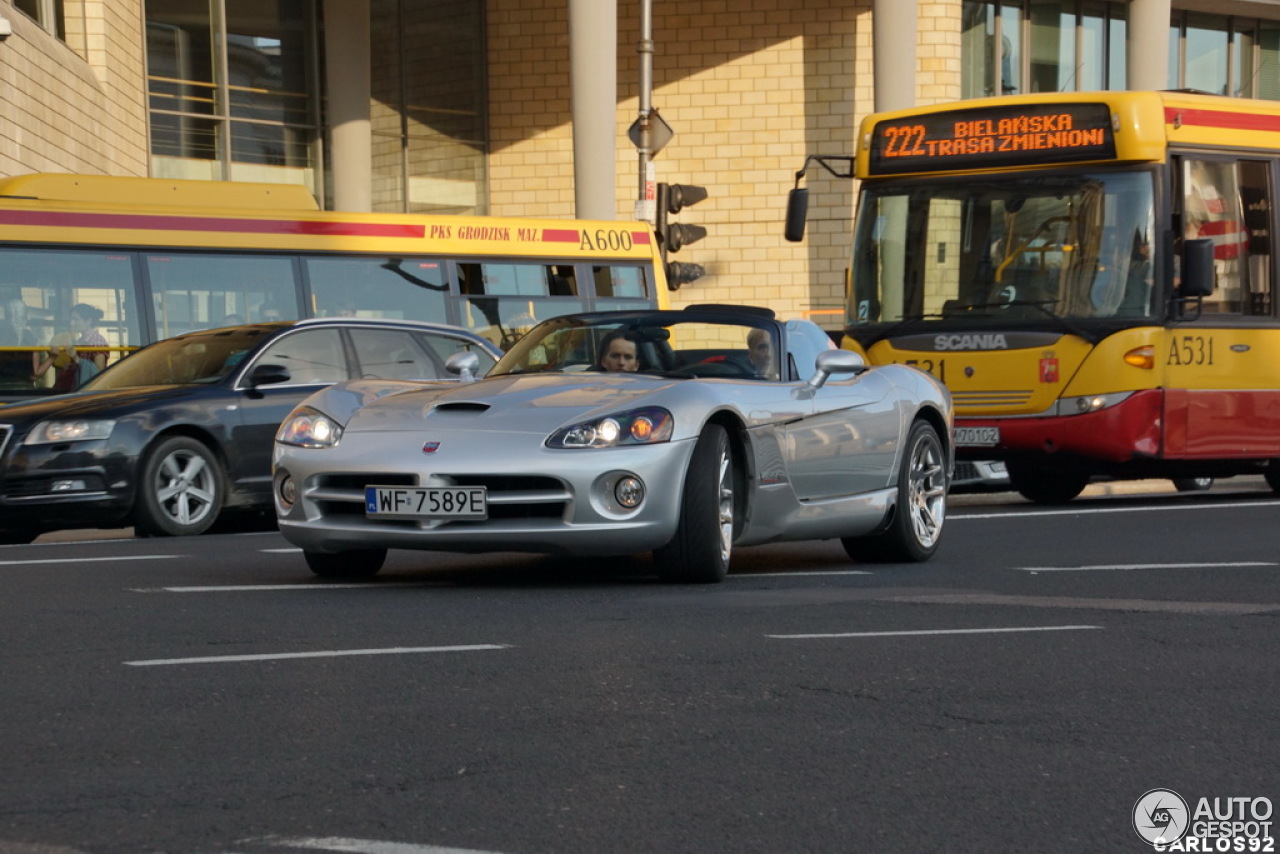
654,424,734,583
304,549,387,579
1172,476,1213,492
134,436,225,537
842,420,947,563
1006,459,1090,504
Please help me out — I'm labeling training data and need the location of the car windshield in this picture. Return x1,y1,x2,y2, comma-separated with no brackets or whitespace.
79,327,277,390
490,315,781,380
850,169,1158,325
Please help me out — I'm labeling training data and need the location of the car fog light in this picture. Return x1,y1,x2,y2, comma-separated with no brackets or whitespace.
51,479,87,492
278,474,298,507
615,475,645,508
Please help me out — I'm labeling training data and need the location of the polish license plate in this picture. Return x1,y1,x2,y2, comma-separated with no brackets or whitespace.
365,486,487,519
954,426,1000,447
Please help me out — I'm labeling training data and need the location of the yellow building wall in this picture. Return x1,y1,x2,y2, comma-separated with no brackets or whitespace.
0,2,149,177
487,0,963,321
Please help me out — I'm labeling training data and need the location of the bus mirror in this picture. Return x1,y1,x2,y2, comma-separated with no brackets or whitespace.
784,187,809,243
1182,238,1215,297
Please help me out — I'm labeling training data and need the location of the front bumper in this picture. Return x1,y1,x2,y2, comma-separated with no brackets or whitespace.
275,430,698,556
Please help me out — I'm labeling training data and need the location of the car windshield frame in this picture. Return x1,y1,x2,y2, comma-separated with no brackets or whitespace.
490,312,783,381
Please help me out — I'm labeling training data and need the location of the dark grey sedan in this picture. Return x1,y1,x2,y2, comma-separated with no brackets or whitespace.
0,317,499,543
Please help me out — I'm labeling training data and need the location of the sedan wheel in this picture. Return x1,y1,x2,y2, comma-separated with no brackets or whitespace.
304,549,387,579
134,436,225,537
843,420,947,563
654,423,734,583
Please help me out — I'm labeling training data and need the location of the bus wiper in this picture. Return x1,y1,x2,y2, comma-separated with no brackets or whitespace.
963,300,1094,341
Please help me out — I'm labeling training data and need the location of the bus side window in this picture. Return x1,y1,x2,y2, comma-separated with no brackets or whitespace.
1181,158,1271,314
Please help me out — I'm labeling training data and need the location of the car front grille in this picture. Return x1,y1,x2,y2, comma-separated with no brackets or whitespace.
310,472,571,525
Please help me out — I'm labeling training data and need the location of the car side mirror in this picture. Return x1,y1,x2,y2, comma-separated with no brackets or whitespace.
446,351,481,382
806,349,866,390
247,362,291,388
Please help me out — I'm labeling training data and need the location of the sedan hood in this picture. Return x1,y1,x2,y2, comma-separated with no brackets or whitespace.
0,386,199,424
344,373,680,436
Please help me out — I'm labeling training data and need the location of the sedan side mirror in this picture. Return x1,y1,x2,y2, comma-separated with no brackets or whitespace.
247,363,291,388
805,349,866,390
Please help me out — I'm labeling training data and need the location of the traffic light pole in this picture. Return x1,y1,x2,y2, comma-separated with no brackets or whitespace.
634,0,656,223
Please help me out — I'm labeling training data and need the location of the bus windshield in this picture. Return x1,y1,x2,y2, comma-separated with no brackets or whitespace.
849,169,1157,327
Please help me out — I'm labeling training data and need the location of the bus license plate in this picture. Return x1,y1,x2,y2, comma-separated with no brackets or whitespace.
955,426,1000,447
365,486,487,520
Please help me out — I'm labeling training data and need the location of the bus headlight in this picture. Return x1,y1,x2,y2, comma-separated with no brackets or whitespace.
1059,391,1133,415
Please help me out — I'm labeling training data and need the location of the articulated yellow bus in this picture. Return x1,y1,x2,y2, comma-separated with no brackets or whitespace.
0,173,668,400
787,90,1280,502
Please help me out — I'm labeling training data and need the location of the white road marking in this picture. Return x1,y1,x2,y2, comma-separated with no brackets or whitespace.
0,555,177,566
261,838,507,854
1016,562,1276,572
138,584,394,592
767,624,1101,639
125,644,510,667
953,499,1275,520
738,570,873,577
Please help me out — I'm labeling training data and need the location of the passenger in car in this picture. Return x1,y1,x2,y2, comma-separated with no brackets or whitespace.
747,328,779,379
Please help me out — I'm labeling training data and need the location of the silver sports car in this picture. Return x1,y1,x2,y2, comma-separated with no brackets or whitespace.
272,304,953,583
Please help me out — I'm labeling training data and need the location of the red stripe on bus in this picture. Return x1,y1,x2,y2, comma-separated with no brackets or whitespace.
541,229,582,242
0,210,425,238
1164,107,1280,133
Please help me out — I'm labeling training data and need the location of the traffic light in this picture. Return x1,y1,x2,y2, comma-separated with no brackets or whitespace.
656,182,708,289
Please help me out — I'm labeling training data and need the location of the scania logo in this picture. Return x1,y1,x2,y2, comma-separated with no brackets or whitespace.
934,333,1009,351
422,441,441,454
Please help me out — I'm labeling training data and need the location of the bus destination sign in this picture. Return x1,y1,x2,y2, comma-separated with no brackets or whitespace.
867,102,1116,175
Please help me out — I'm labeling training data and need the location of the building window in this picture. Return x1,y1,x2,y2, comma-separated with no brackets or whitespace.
1169,11,1272,99
12,0,66,39
145,0,321,192
369,0,488,214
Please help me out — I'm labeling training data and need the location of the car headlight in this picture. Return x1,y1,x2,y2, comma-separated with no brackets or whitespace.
24,419,116,445
276,406,344,449
547,407,673,448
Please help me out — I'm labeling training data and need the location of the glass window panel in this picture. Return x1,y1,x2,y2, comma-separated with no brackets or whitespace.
1079,3,1107,92
1184,159,1248,313
1029,1,1073,93
0,249,141,393
412,329,498,376
1233,25,1257,98
961,2,996,99
1108,6,1126,90
348,327,438,379
1186,13,1230,95
1000,4,1022,94
1261,23,1280,101
592,265,650,300
146,253,299,338
304,256,451,323
254,327,346,384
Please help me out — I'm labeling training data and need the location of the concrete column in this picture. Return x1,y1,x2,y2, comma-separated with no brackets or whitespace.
1129,0,1172,92
323,0,372,211
569,0,617,220
873,0,917,112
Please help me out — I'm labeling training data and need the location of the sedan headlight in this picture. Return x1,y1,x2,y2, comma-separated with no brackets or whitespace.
24,419,116,445
547,407,673,448
276,406,344,449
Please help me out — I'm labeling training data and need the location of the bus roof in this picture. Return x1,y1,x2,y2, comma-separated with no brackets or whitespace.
856,90,1280,179
0,173,321,211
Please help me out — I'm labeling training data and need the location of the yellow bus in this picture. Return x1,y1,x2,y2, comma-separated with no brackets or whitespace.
786,90,1280,502
0,173,668,400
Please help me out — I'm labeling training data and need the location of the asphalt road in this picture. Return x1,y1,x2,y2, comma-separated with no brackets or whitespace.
2,481,1277,853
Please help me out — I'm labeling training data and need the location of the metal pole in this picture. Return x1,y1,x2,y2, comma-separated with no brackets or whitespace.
636,0,654,221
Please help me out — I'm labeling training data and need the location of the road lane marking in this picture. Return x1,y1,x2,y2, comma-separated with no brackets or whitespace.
137,583,398,592
0,555,178,566
1016,561,1276,572
261,838,508,854
953,499,1276,520
766,624,1101,639
737,570,873,577
125,644,510,667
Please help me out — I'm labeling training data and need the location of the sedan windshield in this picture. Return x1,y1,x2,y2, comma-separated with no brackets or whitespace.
491,315,781,380
850,169,1157,325
79,327,277,390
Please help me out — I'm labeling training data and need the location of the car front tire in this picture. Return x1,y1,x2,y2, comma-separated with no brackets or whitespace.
654,423,734,583
1172,476,1213,492
843,420,947,563
304,549,387,579
134,436,225,537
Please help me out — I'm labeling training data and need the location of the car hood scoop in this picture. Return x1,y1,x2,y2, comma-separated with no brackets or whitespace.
429,401,492,414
